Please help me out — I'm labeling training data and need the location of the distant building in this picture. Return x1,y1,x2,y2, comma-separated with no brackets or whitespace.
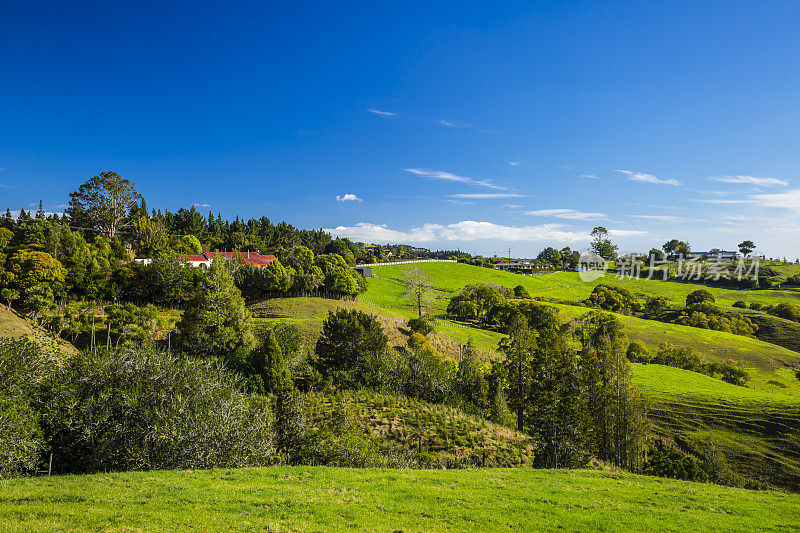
692,250,739,260
495,259,536,271
182,251,276,270
353,265,373,277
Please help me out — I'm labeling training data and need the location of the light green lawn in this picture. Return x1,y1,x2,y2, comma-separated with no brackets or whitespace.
1,467,799,532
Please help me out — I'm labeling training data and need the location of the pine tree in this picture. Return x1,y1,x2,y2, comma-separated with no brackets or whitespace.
579,311,648,471
250,329,291,394
274,380,305,464
456,340,488,410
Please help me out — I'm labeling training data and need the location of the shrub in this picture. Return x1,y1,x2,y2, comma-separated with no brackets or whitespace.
643,296,671,318
0,393,44,478
686,289,715,306
766,302,800,323
644,445,708,482
585,284,640,314
626,341,651,363
407,315,436,336
651,342,703,372
513,285,531,299
315,309,388,387
750,302,763,310
732,301,747,309
45,348,273,474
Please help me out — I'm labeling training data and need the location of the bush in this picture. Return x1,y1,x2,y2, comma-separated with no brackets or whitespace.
315,309,388,387
651,342,704,372
733,301,747,309
0,393,44,478
750,302,763,310
513,285,531,299
644,445,708,482
626,341,651,363
585,284,640,314
45,348,273,474
686,289,715,306
407,315,436,336
766,302,800,323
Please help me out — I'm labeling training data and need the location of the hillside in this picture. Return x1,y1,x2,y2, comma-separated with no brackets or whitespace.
0,307,77,356
2,467,799,532
357,262,800,490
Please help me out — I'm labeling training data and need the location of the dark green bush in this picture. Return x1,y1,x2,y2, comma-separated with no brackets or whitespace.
732,301,747,309
644,445,708,482
407,315,436,336
45,348,273,474
585,284,640,314
626,341,651,363
686,289,715,306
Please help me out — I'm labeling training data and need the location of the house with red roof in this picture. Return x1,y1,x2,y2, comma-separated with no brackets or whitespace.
182,251,276,270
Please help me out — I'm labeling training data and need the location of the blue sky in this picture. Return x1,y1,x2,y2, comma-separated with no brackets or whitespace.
2,1,800,258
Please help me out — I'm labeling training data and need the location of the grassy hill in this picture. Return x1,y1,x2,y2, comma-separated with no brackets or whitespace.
355,262,800,490
2,467,799,532
0,307,77,356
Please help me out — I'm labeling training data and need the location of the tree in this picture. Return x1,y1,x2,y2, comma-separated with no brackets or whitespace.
315,309,388,383
131,216,169,258
500,315,535,432
456,340,488,410
537,247,562,267
662,239,690,258
250,329,291,394
177,258,255,359
686,289,715,306
402,266,435,317
590,227,618,261
738,240,755,257
647,248,664,262
579,311,648,471
67,171,141,238
1,288,19,310
262,258,292,294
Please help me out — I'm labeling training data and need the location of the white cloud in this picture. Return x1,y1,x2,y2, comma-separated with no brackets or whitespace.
504,204,523,209
750,189,800,210
689,198,751,204
440,119,471,128
449,193,525,199
193,203,211,207
336,193,362,202
509,161,520,166
404,168,506,190
368,108,397,117
525,208,607,221
711,175,788,187
323,221,587,244
615,169,681,186
581,174,599,179
607,228,648,237
627,214,682,222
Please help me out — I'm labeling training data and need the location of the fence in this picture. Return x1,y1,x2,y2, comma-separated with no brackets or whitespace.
355,259,457,268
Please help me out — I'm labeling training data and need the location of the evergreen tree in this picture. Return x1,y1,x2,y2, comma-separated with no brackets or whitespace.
456,340,488,410
250,329,291,394
177,258,255,359
579,311,648,471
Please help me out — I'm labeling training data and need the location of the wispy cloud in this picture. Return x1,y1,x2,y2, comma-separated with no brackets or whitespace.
449,193,525,199
440,119,471,128
711,175,789,187
615,169,681,186
525,208,607,221
581,174,599,179
404,168,506,190
336,193,363,202
750,189,800,210
193,203,211,207
627,214,682,222
689,198,751,204
324,221,586,243
509,161,521,166
368,108,397,117
504,204,523,209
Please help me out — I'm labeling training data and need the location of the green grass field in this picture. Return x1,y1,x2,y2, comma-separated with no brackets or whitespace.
2,467,799,532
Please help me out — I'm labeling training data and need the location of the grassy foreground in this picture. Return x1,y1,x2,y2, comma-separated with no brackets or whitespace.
2,467,800,532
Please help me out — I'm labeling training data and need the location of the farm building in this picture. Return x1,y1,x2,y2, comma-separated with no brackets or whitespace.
182,251,276,270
